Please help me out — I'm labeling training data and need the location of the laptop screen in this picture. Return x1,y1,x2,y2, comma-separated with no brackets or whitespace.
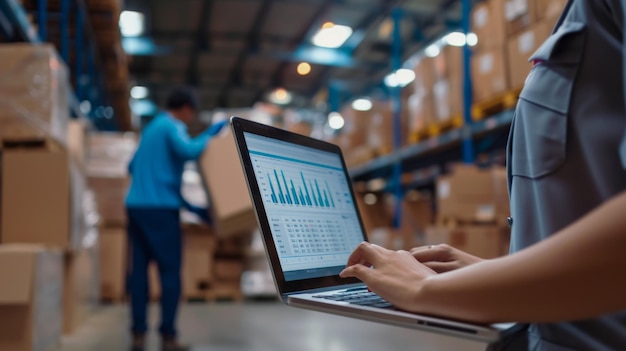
243,131,365,281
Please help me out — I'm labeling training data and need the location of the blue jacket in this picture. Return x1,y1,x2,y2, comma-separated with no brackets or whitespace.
125,112,211,209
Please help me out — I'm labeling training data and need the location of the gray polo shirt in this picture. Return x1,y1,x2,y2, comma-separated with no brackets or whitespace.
504,0,626,349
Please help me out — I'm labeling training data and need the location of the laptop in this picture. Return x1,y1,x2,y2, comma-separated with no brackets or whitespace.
230,116,510,342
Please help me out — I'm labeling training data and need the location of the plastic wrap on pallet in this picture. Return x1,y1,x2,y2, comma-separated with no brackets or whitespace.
0,44,70,145
86,132,138,226
86,132,138,178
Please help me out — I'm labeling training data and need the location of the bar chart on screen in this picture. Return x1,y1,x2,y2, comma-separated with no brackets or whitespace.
250,153,353,211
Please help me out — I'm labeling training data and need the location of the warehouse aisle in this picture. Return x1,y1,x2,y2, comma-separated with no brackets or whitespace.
59,301,487,351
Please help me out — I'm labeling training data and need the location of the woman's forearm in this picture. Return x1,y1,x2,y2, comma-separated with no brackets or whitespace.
417,191,626,324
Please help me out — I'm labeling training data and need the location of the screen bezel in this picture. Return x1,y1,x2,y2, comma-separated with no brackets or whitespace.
230,116,367,294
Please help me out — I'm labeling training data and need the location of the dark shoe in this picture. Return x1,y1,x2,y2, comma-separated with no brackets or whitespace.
131,334,145,351
161,336,189,351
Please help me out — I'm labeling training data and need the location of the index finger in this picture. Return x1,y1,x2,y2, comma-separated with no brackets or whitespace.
346,241,384,267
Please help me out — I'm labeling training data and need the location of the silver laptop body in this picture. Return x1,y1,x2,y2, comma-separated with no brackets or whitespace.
230,116,511,343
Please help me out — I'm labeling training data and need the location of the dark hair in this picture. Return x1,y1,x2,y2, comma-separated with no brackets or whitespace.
166,86,199,111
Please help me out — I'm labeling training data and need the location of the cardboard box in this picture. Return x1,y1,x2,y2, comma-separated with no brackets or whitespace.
67,119,88,167
397,192,434,249
149,228,216,300
507,20,552,89
99,227,127,301
338,107,370,149
504,0,537,35
183,228,215,297
367,100,409,154
86,132,137,178
433,46,463,82
0,142,82,249
413,57,436,95
355,192,393,235
407,92,436,138
423,225,508,259
0,245,63,351
214,259,244,281
199,129,257,237
88,176,129,226
433,78,463,123
471,0,506,50
63,233,100,334
436,164,509,223
534,0,567,23
343,145,377,168
0,44,70,144
471,45,510,102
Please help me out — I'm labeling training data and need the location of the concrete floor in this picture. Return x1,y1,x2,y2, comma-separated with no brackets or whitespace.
59,301,489,351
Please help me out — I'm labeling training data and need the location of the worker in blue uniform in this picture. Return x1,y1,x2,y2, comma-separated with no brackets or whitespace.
341,1,626,350
125,87,227,351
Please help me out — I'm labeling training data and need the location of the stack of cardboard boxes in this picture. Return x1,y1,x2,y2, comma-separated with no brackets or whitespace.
198,128,259,299
426,164,511,259
432,46,464,126
408,45,463,139
0,44,101,349
86,132,137,302
148,224,217,301
354,164,511,258
471,0,568,103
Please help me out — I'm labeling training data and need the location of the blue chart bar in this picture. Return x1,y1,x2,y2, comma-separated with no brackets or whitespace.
268,173,278,203
273,170,286,204
266,169,336,208
325,180,336,207
301,172,313,206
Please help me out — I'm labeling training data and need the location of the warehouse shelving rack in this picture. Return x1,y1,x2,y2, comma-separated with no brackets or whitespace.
348,0,514,186
0,0,111,123
344,0,515,231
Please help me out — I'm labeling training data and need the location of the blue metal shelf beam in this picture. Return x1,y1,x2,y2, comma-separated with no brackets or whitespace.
349,109,514,179
391,7,404,229
461,0,475,164
0,0,40,42
37,0,46,40
60,0,69,62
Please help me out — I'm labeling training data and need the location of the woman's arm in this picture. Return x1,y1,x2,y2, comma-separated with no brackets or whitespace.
341,190,626,324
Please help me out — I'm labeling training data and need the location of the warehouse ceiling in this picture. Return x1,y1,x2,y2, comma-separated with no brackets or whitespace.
124,0,472,112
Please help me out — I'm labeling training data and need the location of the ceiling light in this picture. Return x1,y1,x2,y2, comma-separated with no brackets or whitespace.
328,112,345,130
384,69,415,88
445,32,467,47
130,99,158,116
352,98,372,111
268,88,292,105
297,62,311,76
467,32,478,46
130,86,149,99
119,11,145,37
312,23,353,49
425,43,441,58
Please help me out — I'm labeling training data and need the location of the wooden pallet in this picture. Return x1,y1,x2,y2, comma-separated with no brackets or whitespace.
472,87,523,121
426,115,463,138
408,128,429,144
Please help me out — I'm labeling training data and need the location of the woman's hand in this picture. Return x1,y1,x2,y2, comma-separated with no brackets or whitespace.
340,242,436,313
410,244,484,273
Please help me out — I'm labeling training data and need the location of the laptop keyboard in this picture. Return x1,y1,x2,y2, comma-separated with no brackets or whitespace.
312,289,394,309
